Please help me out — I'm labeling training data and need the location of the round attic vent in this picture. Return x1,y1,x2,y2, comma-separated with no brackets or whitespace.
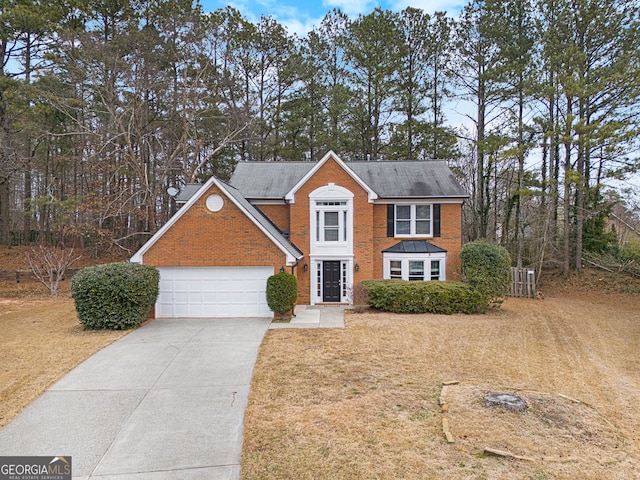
205,194,224,212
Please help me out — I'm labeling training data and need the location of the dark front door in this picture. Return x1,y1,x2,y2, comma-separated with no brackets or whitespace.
322,261,341,302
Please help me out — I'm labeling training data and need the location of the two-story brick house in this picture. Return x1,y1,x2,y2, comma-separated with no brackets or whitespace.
131,151,467,317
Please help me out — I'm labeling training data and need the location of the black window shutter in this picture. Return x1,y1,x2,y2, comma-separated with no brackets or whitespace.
433,204,441,237
387,204,395,237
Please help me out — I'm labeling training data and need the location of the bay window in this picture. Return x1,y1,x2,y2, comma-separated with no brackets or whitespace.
409,260,425,281
383,256,446,281
390,260,402,279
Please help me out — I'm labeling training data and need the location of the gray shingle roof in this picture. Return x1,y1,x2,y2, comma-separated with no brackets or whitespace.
228,160,467,199
175,184,202,203
230,162,314,199
176,159,467,205
383,240,448,254
349,161,467,198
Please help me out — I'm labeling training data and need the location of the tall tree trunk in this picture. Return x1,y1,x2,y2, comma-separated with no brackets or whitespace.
515,74,525,268
0,55,11,244
574,146,584,273
476,75,487,239
562,95,573,278
23,35,33,244
0,179,9,244
550,82,560,247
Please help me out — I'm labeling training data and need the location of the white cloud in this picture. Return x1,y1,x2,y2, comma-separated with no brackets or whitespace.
205,0,467,35
279,15,324,36
389,0,465,16
259,3,325,35
223,0,258,21
322,0,376,17
216,0,318,35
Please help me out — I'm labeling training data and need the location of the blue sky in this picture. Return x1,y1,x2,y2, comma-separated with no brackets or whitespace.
199,0,466,36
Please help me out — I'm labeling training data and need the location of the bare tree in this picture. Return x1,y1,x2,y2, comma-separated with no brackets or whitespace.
27,245,81,296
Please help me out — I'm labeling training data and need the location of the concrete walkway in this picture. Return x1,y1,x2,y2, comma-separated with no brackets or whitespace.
0,308,344,479
269,305,346,329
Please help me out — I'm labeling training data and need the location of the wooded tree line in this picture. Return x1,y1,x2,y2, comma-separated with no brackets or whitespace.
1,0,639,275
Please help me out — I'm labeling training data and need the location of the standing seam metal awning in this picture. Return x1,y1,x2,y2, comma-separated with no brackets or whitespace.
382,240,448,254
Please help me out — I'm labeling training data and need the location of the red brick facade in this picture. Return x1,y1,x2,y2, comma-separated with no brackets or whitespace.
144,183,286,270
288,157,374,303
140,154,465,306
256,204,289,233
372,202,463,280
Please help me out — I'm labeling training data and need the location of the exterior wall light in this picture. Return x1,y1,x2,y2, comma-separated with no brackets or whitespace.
355,263,360,272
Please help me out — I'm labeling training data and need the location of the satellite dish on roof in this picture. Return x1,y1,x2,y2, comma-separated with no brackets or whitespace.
167,187,178,197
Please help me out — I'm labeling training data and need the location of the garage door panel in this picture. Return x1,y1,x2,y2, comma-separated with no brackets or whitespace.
172,303,189,317
156,267,273,318
202,291,216,304
156,303,172,317
189,292,203,304
188,303,204,317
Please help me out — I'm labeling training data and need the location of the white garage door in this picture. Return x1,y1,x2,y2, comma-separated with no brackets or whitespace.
156,267,274,318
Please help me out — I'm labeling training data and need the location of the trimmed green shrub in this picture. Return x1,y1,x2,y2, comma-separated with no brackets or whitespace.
266,272,298,316
71,262,159,330
361,279,488,314
460,240,512,307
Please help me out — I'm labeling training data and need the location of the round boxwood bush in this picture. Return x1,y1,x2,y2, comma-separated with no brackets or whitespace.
71,262,159,329
361,279,488,314
266,272,298,317
460,240,512,307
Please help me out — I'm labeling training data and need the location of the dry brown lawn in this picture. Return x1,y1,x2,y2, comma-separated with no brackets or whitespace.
0,283,127,428
242,289,640,479
2,255,640,479
0,245,129,428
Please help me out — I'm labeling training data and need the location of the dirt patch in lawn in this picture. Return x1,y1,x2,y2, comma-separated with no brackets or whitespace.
241,291,640,479
445,383,627,463
0,296,127,428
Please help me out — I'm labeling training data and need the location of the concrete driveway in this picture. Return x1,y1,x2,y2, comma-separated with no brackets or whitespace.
0,317,271,479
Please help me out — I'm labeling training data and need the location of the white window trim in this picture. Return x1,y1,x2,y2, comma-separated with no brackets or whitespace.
310,258,354,305
309,184,354,257
383,253,447,281
395,204,433,238
315,204,348,243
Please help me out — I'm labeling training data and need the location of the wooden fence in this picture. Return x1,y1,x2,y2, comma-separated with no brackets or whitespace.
511,267,536,298
0,269,79,282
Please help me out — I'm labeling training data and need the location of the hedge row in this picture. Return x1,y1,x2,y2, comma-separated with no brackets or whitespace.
71,262,159,329
361,279,489,314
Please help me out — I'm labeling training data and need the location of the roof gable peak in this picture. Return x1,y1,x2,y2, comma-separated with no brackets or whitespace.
285,151,378,204
130,176,302,265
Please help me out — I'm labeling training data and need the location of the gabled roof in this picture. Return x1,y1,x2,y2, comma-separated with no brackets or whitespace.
130,176,303,265
284,151,378,203
228,155,467,200
223,183,303,262
383,240,448,254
